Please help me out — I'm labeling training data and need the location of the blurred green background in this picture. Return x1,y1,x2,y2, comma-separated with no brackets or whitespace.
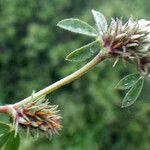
0,0,150,149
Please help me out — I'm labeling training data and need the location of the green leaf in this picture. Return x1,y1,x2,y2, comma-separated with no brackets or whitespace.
66,40,100,61
122,78,144,108
0,121,11,135
91,9,107,36
0,121,12,135
0,122,12,149
4,131,20,150
115,73,141,90
0,132,10,149
57,18,98,37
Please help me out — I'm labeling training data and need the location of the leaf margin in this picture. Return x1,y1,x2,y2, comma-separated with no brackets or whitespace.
115,73,141,90
66,40,100,62
121,78,144,108
57,18,98,37
91,9,108,36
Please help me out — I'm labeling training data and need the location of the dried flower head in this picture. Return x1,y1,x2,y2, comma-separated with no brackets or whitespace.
103,18,150,58
139,56,150,76
12,94,62,138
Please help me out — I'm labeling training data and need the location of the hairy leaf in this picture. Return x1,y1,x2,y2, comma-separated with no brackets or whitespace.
57,18,97,37
66,40,100,61
91,9,107,36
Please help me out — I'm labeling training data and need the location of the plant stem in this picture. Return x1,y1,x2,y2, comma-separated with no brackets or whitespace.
0,105,12,113
4,52,109,109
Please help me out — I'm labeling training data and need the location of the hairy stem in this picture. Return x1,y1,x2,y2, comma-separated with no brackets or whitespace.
0,52,110,112
0,105,12,114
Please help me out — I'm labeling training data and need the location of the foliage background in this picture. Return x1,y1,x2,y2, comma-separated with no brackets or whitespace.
0,0,150,149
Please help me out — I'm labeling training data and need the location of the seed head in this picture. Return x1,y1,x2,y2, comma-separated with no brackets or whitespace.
12,94,62,138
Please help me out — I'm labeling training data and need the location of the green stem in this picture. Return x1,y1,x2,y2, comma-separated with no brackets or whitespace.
12,52,109,108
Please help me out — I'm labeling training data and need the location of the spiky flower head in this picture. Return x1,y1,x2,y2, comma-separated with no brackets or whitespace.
12,94,62,138
103,18,150,58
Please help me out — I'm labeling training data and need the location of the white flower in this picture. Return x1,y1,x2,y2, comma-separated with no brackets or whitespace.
138,19,150,51
138,19,150,29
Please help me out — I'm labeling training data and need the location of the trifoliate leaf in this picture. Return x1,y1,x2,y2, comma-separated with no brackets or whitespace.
57,18,98,37
91,9,108,36
122,78,144,107
66,40,100,61
115,73,141,90
4,131,20,150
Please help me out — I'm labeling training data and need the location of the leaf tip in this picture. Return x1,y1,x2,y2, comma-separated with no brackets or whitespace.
91,9,97,16
114,83,124,90
91,9,95,13
65,57,69,61
56,22,61,27
65,55,74,62
121,104,127,108
121,102,131,108
114,86,120,90
65,54,71,61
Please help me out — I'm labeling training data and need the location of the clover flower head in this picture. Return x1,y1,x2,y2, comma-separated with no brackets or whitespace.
13,94,62,138
103,18,150,58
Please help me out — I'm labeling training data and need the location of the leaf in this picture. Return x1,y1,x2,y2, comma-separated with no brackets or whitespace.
57,18,98,37
4,131,20,150
122,78,144,108
91,9,108,36
66,40,100,61
115,73,141,90
0,122,12,149
0,121,11,135
0,132,10,149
